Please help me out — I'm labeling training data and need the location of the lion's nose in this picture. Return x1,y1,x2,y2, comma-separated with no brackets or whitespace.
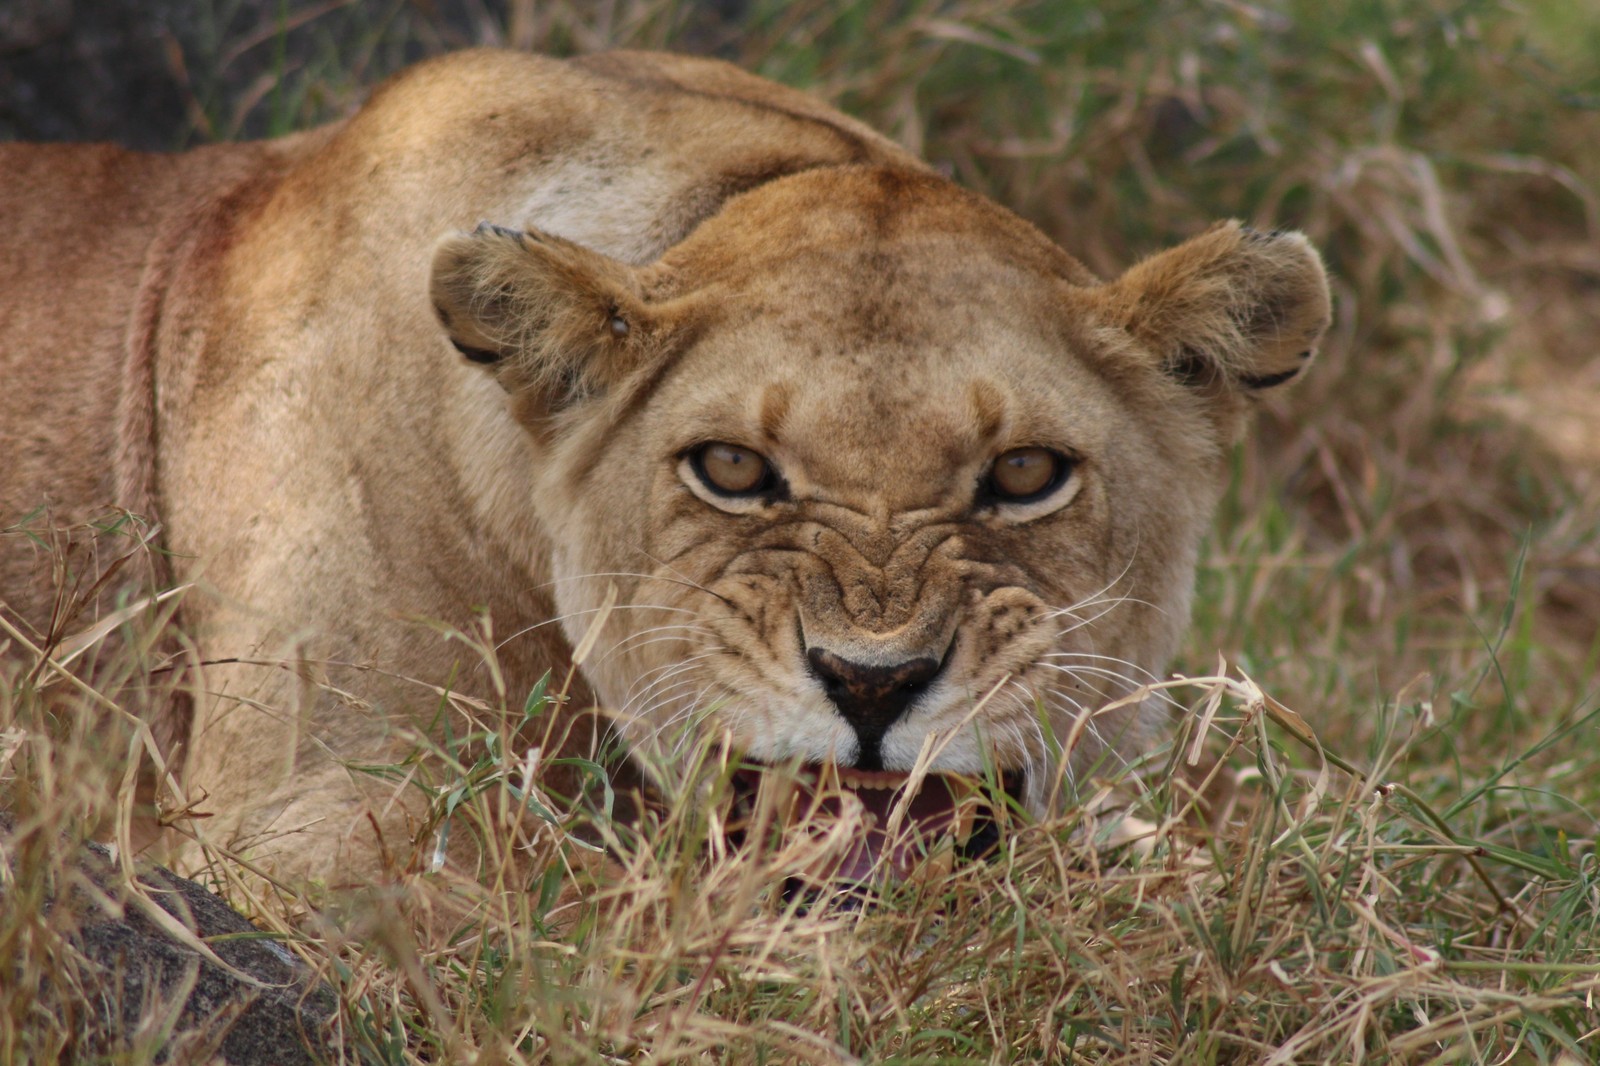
807,646,945,766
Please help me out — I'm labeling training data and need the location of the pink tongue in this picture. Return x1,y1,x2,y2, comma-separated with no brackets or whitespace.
732,765,992,877
735,771,970,883
831,781,965,881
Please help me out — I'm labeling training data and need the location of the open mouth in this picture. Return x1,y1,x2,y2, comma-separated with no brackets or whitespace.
726,763,1026,884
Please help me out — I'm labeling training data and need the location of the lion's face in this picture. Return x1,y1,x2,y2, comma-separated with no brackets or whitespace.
432,165,1330,818
586,255,1206,800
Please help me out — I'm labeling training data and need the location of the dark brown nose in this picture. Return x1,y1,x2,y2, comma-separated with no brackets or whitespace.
807,646,945,768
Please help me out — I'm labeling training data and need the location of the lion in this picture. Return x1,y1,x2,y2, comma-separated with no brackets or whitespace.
0,49,1330,884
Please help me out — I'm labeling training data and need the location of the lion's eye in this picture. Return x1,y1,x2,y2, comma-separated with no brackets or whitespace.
691,442,775,497
986,447,1070,503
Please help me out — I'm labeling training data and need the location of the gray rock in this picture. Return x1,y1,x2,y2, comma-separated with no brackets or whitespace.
3,814,339,1064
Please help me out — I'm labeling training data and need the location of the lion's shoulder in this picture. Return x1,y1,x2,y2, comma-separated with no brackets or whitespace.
324,49,918,192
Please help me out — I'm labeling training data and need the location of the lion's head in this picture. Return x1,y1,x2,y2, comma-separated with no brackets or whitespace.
432,163,1329,866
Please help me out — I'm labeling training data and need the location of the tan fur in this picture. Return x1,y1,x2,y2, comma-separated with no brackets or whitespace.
0,50,1330,883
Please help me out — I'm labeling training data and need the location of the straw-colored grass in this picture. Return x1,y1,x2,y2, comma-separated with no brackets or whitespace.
3,1,1598,1062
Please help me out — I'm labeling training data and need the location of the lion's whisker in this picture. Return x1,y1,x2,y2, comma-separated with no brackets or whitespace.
619,654,720,708
601,624,716,662
494,603,702,651
632,551,737,609
523,569,735,609
617,664,717,720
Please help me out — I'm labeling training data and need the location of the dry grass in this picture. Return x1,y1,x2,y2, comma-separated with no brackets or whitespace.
4,0,1599,1062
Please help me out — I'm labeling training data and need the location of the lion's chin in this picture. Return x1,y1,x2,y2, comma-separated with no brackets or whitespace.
727,763,1025,885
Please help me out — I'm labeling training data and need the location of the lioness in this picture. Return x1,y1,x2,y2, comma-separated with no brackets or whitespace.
0,49,1329,883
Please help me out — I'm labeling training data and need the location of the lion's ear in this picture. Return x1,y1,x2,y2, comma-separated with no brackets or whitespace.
1096,221,1331,429
430,223,654,408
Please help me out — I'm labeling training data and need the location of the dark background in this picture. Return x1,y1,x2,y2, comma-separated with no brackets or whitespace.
0,0,743,148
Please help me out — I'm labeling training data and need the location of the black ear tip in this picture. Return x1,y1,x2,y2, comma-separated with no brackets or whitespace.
1166,347,1217,387
1238,366,1302,390
451,339,502,365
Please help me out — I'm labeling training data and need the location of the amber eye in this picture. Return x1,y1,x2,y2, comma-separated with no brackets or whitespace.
986,447,1070,502
690,442,775,497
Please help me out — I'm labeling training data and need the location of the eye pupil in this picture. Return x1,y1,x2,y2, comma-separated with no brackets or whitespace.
696,443,771,496
989,447,1064,501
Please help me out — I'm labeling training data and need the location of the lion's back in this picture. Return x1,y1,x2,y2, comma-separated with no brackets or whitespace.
0,139,278,626
0,145,171,619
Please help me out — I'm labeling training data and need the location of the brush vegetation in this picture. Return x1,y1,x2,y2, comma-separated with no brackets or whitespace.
3,1,1598,1062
